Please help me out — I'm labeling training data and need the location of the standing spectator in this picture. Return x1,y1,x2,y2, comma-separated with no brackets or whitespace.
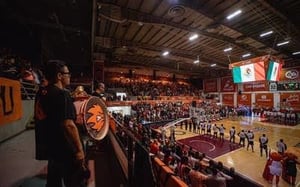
212,124,218,138
282,153,299,185
149,139,160,155
204,168,232,187
35,60,88,187
259,134,269,158
92,82,106,100
219,124,225,141
237,130,246,147
189,163,208,187
200,122,206,135
229,126,236,144
188,120,192,132
246,130,254,152
206,122,212,136
276,139,287,155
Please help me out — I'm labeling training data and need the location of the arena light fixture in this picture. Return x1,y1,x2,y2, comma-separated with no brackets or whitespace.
226,10,242,20
242,53,251,58
224,47,232,52
260,30,273,37
276,41,290,46
162,51,169,56
292,51,300,55
189,34,199,41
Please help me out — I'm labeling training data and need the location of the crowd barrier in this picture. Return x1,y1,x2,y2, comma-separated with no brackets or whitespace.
0,78,36,142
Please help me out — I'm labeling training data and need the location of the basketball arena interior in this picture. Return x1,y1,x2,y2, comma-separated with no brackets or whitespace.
1,0,300,187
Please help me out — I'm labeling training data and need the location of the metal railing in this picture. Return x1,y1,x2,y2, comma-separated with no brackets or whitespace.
20,80,38,100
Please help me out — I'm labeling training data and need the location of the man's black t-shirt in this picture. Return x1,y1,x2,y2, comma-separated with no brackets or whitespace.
39,85,77,161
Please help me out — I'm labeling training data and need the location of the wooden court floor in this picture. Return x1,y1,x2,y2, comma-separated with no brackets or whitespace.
170,117,300,187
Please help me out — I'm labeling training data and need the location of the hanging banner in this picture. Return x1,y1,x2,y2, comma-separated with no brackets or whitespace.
222,94,234,106
243,81,268,92
255,93,274,107
0,78,23,126
220,77,236,92
280,93,300,110
280,67,300,81
237,93,252,106
203,79,217,92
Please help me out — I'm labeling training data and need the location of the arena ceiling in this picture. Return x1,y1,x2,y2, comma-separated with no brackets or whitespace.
1,0,300,78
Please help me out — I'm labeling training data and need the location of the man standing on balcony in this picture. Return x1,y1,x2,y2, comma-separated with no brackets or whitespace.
35,60,88,187
92,82,106,100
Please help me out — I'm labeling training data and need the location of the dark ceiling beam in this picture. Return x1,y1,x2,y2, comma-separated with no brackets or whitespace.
108,55,222,77
178,0,296,56
97,3,263,56
112,56,193,74
258,0,299,31
8,15,90,36
95,36,228,68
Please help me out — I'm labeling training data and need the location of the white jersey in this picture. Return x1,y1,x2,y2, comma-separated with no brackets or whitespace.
247,132,254,141
219,126,225,133
213,125,218,133
229,128,236,136
277,141,286,153
238,131,246,138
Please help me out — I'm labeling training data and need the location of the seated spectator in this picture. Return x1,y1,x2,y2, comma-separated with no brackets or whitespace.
204,168,232,187
189,163,208,187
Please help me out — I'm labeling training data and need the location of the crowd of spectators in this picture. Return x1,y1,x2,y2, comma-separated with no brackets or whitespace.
106,79,202,98
131,102,190,123
112,110,236,187
0,48,42,83
0,48,43,99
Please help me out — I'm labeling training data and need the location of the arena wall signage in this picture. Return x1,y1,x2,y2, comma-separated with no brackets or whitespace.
237,93,252,106
243,81,268,92
276,82,300,91
280,67,300,81
222,94,234,106
255,93,273,107
269,82,277,91
203,79,218,92
220,77,236,92
280,93,300,111
0,78,23,126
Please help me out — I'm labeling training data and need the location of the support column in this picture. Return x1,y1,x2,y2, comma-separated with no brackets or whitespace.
94,59,105,82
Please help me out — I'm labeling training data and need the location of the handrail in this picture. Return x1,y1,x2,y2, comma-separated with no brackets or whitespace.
20,80,38,99
108,130,128,179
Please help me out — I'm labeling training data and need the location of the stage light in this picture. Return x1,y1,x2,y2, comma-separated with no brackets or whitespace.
162,51,169,56
242,53,251,58
260,30,273,37
224,47,232,52
276,41,290,46
226,10,242,20
189,34,199,41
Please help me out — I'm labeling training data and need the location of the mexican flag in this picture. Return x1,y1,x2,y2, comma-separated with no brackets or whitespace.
232,61,265,83
266,61,281,81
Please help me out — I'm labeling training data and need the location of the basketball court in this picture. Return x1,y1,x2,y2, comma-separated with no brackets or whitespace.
165,117,300,186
